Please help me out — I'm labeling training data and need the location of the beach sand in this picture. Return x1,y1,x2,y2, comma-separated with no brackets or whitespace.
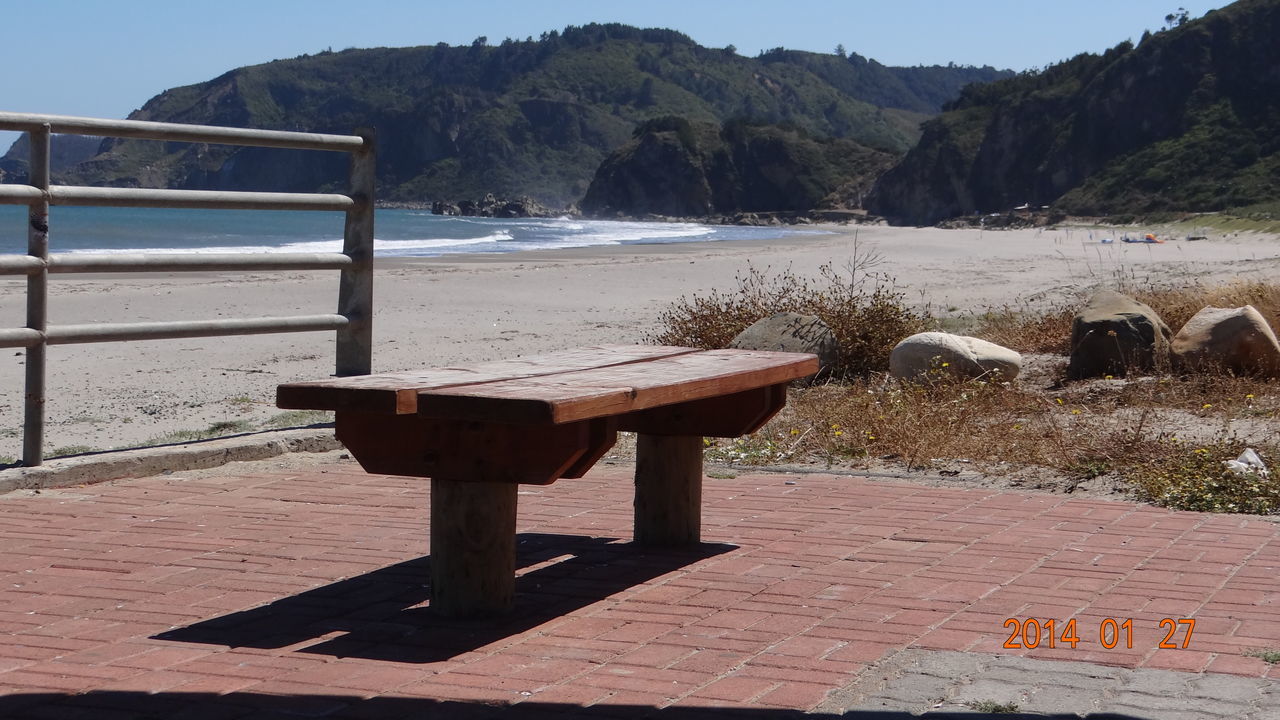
2,223,1277,457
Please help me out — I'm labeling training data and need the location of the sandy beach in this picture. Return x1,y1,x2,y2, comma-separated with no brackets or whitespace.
2,223,1278,457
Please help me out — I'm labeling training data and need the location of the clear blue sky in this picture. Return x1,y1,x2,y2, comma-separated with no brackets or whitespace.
0,0,1230,148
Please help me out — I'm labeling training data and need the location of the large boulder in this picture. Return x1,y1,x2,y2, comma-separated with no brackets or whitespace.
889,332,1021,381
729,312,836,379
1171,305,1280,376
1067,291,1171,379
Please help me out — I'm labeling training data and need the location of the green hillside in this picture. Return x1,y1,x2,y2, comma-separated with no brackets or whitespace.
47,24,1007,207
867,0,1280,225
581,116,895,217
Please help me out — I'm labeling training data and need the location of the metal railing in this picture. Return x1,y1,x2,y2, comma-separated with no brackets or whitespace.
0,112,375,466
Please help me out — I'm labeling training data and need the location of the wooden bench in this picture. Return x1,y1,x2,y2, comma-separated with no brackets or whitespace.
277,344,817,618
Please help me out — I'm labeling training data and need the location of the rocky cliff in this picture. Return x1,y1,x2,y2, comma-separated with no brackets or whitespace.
867,0,1280,225
580,117,896,217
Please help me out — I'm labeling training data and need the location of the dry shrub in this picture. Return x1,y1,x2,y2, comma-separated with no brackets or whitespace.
705,372,1280,515
650,260,929,379
974,280,1280,355
722,376,1136,474
973,304,1076,354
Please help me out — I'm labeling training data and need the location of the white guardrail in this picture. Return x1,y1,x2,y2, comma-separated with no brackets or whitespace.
0,112,375,465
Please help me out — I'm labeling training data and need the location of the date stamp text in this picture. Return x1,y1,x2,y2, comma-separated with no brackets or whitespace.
1002,617,1196,650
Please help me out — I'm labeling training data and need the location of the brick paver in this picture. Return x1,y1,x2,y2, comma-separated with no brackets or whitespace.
0,461,1278,718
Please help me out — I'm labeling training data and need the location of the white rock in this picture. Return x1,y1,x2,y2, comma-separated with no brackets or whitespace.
1171,305,1280,376
889,332,1021,381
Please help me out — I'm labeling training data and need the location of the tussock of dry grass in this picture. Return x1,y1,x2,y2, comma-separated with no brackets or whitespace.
650,256,930,379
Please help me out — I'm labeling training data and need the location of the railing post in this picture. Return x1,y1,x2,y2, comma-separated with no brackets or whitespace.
336,127,374,376
23,125,51,466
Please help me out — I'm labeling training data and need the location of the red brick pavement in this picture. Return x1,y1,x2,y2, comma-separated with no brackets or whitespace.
0,461,1277,718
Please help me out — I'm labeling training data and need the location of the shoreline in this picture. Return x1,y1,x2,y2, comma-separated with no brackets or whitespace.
1,223,1278,457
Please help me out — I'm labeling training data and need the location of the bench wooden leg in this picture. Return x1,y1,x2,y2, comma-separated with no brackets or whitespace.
633,433,702,546
429,479,518,618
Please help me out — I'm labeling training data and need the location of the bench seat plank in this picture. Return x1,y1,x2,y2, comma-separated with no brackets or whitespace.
276,344,698,414
418,349,817,424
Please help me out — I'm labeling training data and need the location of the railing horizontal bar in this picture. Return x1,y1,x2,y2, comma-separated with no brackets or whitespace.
0,328,42,348
46,315,349,345
0,184,356,211
0,256,44,275
0,111,366,152
0,185,44,204
50,252,353,273
49,186,355,211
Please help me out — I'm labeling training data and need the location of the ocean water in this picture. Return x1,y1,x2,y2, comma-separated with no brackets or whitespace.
0,206,815,257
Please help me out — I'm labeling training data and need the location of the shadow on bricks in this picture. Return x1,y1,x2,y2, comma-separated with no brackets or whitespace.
0,691,1153,719
155,532,734,664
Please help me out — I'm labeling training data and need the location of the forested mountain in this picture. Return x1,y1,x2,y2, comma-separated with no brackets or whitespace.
581,116,895,217
867,0,1280,225
17,24,1007,207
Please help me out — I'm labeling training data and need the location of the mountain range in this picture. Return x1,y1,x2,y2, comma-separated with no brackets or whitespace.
1,24,1006,209
6,3,1278,225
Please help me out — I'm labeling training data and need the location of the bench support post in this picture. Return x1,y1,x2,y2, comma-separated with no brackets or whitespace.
430,479,518,618
634,434,702,546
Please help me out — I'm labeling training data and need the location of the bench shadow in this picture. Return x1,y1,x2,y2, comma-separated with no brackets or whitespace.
155,532,734,664
0,692,1152,719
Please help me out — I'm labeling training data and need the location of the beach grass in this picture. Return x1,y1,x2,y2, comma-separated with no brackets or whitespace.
1247,648,1280,664
49,445,96,458
131,411,334,450
261,410,333,429
966,700,1021,714
144,420,256,447
1169,206,1280,235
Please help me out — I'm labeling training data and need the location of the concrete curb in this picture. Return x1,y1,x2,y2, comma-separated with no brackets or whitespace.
0,426,342,493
